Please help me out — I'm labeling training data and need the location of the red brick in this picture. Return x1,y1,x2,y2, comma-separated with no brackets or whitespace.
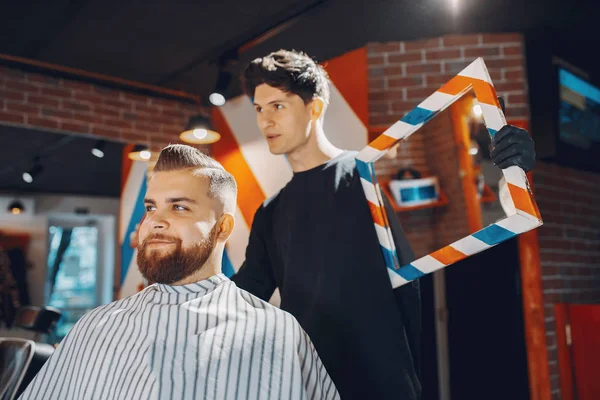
103,99,132,110
4,80,40,93
27,116,59,129
370,114,397,126
41,86,72,98
0,88,25,102
60,121,91,133
26,94,60,108
425,74,455,86
5,102,40,115
0,111,25,124
505,69,524,81
0,67,27,79
149,97,181,109
368,42,402,54
103,118,133,129
61,80,93,92
388,52,422,64
70,113,96,124
94,85,119,96
367,55,385,66
94,105,121,118
121,91,151,104
503,45,523,56
406,87,437,101
505,105,529,118
481,33,523,44
134,104,160,115
134,121,160,132
489,69,503,81
508,93,528,104
73,91,104,104
41,108,73,119
91,125,121,139
388,76,423,88
382,66,405,76
370,102,390,114
406,63,442,75
27,73,61,86
464,47,501,58
369,78,385,91
123,112,138,121
61,100,93,113
404,38,441,51
391,100,420,113
486,58,524,69
426,49,461,61
442,34,479,47
369,90,404,102
161,107,186,119
494,81,526,93
445,60,472,74
368,67,385,78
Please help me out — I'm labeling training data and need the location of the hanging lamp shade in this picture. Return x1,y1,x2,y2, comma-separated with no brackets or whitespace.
179,115,221,145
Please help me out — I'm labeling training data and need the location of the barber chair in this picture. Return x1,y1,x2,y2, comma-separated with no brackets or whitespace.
0,306,61,399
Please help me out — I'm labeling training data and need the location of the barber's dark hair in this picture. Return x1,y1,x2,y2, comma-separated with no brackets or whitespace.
153,144,237,213
242,49,330,109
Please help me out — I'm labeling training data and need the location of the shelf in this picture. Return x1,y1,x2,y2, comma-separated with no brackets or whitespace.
379,179,449,212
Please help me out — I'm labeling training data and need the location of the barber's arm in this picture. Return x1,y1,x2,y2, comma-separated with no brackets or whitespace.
230,206,277,302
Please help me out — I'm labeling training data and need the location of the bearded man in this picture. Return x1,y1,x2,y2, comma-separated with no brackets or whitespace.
19,144,339,400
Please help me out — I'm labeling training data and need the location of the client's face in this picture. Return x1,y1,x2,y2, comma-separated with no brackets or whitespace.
137,169,219,285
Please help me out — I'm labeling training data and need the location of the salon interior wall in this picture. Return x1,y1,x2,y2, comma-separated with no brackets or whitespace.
0,194,118,338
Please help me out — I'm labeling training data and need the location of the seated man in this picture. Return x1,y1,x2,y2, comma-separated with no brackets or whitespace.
19,144,339,400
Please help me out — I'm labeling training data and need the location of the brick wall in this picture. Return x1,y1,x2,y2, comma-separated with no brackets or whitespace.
0,66,206,150
534,162,600,399
367,33,528,257
366,32,600,400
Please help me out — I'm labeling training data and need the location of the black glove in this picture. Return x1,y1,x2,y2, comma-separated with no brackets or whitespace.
490,124,536,172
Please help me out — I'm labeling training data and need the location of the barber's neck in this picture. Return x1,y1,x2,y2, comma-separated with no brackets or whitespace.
286,122,343,173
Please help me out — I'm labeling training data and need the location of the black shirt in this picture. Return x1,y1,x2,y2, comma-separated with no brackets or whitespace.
231,151,422,400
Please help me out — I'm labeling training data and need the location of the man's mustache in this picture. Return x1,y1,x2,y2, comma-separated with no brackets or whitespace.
142,233,181,244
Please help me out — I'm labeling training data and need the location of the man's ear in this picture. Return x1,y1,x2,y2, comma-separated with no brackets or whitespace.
216,213,235,243
311,98,325,120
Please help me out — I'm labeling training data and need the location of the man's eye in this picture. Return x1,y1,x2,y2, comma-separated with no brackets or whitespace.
145,205,155,212
255,107,263,113
173,205,187,211
275,104,283,110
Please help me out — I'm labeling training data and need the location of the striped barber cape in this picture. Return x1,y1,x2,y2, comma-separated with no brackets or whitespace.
18,274,339,400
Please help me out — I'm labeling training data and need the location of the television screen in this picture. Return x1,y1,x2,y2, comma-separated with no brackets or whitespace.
558,68,600,150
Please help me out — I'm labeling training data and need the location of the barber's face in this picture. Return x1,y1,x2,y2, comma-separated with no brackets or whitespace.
253,84,314,155
137,169,219,284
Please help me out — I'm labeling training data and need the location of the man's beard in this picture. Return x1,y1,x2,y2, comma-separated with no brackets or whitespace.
137,225,218,285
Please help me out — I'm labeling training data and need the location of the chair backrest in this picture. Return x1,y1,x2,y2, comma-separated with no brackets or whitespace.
0,338,35,400
14,306,62,335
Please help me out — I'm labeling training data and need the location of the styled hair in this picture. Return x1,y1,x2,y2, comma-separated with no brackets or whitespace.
242,49,330,110
153,144,237,213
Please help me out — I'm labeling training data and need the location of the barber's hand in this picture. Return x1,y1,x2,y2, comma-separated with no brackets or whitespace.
490,125,536,172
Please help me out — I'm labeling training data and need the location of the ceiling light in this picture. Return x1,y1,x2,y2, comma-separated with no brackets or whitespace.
23,158,43,183
91,139,106,158
179,115,221,144
209,69,232,107
128,144,157,162
8,199,25,215
472,104,483,117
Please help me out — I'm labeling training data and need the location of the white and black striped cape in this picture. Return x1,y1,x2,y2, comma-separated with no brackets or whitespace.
19,274,340,400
